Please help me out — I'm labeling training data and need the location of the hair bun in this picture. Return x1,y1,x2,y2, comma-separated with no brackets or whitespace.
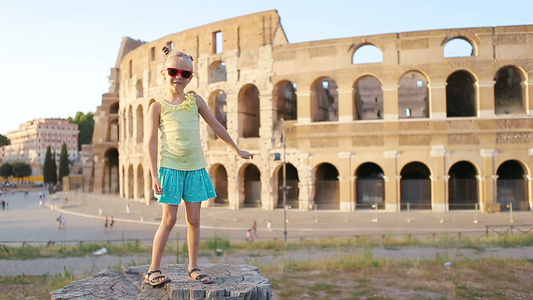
162,46,170,55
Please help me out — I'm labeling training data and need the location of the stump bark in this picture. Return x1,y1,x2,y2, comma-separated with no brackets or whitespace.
50,263,272,300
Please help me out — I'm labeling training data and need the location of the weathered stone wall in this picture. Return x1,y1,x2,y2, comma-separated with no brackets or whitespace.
86,9,533,213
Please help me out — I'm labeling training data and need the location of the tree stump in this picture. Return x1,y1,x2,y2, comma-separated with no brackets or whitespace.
50,264,272,300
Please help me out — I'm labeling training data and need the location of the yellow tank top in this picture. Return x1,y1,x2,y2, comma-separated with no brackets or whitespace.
157,94,207,171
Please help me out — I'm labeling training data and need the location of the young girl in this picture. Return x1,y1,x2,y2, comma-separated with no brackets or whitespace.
144,46,253,286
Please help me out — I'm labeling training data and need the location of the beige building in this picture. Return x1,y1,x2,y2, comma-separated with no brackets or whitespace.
85,10,533,213
1,118,79,180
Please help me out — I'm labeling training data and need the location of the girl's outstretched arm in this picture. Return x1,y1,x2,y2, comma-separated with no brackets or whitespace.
146,102,163,194
196,95,253,160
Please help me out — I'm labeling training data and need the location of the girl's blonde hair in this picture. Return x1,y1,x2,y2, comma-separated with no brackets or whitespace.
161,46,193,68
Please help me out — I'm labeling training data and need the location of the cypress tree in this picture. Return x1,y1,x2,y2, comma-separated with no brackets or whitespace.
59,143,70,183
51,150,57,185
43,146,54,184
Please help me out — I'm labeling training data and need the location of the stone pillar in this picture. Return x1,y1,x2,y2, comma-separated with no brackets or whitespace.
383,150,400,212
527,80,533,115
93,159,104,194
480,149,499,212
297,91,311,124
430,145,448,212
382,84,399,121
338,152,355,211
297,155,314,211
478,80,495,118
527,175,533,211
429,82,447,119
337,88,354,122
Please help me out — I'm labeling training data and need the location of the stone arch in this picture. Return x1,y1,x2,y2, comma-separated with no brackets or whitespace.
210,164,229,207
208,90,227,139
497,160,529,211
109,102,119,114
238,84,260,138
443,37,475,58
241,164,261,207
448,161,478,210
136,104,143,144
494,66,526,115
352,44,384,64
446,70,477,117
398,71,429,119
311,77,338,122
313,163,339,209
356,162,385,209
400,162,431,210
136,164,144,200
103,148,119,194
273,80,297,122
354,75,383,120
274,163,299,209
136,79,143,98
209,61,227,83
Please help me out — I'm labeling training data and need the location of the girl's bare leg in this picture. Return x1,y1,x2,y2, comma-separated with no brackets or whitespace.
184,201,201,270
184,201,211,282
149,204,178,272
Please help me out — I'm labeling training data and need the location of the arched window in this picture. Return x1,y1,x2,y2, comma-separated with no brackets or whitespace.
274,81,297,121
352,44,383,64
209,61,227,83
354,76,383,120
312,78,338,122
494,66,525,114
238,85,260,137
444,38,474,58
446,71,476,117
398,71,429,119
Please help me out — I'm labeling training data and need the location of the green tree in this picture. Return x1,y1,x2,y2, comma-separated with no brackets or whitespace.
43,146,55,185
11,162,32,181
0,134,10,147
0,162,13,181
51,150,57,185
59,143,70,183
68,112,94,150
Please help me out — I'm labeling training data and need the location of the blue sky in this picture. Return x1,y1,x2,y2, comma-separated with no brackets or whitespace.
0,0,531,134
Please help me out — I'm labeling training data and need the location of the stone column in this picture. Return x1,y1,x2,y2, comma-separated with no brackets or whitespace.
297,91,311,124
429,82,447,119
527,80,533,115
382,84,399,121
478,80,495,118
430,145,448,212
480,149,499,212
337,88,354,122
338,152,355,211
383,150,400,212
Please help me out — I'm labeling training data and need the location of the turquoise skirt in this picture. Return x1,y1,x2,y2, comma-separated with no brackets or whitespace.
155,167,217,205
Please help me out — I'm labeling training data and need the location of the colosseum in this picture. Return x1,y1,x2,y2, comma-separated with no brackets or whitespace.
81,10,533,213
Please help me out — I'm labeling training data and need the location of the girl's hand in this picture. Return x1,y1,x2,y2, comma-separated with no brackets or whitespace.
238,150,253,160
152,178,163,195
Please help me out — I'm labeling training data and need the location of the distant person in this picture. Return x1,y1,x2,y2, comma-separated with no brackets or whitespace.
143,46,253,287
104,216,109,230
251,220,258,238
125,203,131,215
57,215,66,229
1,200,5,210
110,216,115,229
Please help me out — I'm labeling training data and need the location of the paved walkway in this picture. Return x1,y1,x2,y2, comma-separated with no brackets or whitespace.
1,188,533,276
